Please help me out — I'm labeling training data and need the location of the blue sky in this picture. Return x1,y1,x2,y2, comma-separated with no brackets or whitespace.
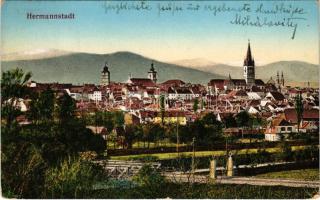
1,0,319,64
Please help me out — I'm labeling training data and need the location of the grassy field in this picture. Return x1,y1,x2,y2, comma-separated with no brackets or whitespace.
256,168,319,181
107,138,266,149
110,145,311,160
89,182,318,199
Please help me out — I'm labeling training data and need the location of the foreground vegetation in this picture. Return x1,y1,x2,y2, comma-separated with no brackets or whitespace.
88,183,317,199
256,168,319,181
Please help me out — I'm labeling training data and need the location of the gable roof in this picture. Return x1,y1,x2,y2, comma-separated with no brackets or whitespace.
129,78,156,87
284,108,319,124
269,91,286,101
161,79,185,86
254,79,265,86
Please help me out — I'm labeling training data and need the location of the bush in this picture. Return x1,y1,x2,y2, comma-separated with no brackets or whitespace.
132,164,165,187
44,157,107,198
1,141,47,198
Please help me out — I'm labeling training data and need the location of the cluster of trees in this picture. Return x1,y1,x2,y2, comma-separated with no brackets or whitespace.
89,110,265,150
223,111,266,129
92,112,225,149
1,69,107,198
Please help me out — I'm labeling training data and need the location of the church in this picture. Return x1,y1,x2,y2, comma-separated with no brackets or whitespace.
208,41,266,94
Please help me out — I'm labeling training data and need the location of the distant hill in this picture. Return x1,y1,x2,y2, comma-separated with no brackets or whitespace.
2,49,71,61
2,50,317,84
176,61,319,82
1,52,224,85
169,58,219,68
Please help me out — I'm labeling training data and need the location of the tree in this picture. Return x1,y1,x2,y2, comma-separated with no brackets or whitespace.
38,87,55,122
224,115,237,128
103,111,114,133
142,123,153,148
193,98,199,113
123,124,138,149
236,111,251,128
28,93,40,124
295,92,303,133
202,112,218,125
113,111,124,127
150,123,165,147
57,93,76,124
1,68,32,128
200,113,224,146
159,94,165,125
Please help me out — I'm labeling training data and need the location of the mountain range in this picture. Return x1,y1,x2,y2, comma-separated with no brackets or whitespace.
1,50,318,85
1,51,224,84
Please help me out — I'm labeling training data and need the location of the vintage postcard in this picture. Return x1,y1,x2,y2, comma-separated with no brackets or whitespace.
1,0,319,199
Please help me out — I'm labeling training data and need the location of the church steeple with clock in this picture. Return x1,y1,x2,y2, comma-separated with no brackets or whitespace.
243,40,255,87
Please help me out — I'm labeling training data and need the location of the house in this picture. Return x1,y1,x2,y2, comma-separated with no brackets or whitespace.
154,111,187,125
283,108,319,132
265,118,296,141
128,78,156,88
138,110,157,123
247,92,262,100
225,90,248,101
160,79,185,91
247,106,260,114
124,113,141,125
208,79,228,94
168,87,195,100
88,87,102,102
264,91,286,102
16,115,31,125
86,126,108,140
4,98,28,112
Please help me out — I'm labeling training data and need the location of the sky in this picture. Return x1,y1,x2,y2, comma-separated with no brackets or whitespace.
1,0,319,65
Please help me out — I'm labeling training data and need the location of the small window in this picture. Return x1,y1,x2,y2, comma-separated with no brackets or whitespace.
287,127,292,132
281,127,286,131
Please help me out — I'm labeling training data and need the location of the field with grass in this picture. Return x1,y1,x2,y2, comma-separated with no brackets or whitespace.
256,168,319,181
110,145,311,160
107,138,266,149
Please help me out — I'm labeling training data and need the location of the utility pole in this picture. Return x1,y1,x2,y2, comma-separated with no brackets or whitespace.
176,113,179,156
192,137,196,184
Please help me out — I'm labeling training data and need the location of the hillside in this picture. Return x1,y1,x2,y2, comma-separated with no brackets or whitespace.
2,51,318,84
1,52,224,85
177,61,319,82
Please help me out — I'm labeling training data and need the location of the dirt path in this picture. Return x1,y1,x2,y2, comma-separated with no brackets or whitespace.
164,173,320,188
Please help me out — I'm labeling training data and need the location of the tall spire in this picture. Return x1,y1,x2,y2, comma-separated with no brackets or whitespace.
150,60,155,71
244,39,254,66
102,61,109,73
148,61,157,83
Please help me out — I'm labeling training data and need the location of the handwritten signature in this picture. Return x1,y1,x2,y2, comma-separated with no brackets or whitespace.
102,1,308,40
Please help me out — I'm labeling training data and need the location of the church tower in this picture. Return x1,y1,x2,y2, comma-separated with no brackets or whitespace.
148,61,157,83
243,40,255,87
281,71,285,87
100,62,110,86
